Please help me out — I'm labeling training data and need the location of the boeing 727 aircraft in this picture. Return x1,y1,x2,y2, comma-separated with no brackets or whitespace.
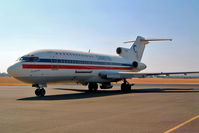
7,36,199,96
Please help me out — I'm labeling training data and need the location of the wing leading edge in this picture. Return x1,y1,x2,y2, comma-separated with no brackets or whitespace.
99,71,199,79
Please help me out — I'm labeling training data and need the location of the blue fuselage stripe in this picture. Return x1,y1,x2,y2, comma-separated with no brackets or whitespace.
24,58,132,67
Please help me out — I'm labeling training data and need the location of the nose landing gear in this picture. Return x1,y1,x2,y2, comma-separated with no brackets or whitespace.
32,83,47,97
35,88,46,96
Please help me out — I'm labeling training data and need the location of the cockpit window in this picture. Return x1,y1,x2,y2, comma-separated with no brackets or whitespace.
19,56,39,62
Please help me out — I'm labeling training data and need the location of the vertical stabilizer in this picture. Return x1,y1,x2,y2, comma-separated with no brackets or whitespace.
129,36,148,61
121,36,172,62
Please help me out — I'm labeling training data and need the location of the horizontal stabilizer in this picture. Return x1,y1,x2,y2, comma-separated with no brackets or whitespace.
123,38,172,44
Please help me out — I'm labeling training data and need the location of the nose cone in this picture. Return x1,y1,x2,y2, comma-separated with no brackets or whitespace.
7,63,21,77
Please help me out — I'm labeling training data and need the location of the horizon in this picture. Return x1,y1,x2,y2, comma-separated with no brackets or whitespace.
1,0,199,73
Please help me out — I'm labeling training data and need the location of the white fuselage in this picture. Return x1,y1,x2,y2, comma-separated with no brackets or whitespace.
7,49,146,84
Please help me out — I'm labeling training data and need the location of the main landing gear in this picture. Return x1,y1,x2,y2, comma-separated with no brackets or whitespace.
121,79,132,92
32,83,47,97
88,83,98,92
87,81,132,93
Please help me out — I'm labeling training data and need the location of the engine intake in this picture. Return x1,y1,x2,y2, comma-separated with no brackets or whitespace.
116,47,130,56
116,47,122,54
132,61,138,68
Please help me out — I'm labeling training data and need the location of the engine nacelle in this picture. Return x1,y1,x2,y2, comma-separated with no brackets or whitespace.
116,47,131,58
132,61,147,71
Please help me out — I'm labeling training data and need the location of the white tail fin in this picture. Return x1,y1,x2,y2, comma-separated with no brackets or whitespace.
123,36,172,61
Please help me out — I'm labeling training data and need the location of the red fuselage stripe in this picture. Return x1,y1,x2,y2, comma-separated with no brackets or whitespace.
22,64,133,70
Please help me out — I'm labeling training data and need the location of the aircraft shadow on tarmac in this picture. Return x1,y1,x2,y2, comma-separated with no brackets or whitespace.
18,87,199,101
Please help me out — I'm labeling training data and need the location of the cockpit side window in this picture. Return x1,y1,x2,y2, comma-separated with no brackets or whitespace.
19,56,39,62
28,57,39,62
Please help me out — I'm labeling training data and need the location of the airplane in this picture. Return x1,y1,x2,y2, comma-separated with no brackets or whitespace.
7,36,199,96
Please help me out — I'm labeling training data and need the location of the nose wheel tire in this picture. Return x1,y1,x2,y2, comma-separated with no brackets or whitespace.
35,89,40,96
40,88,46,96
35,88,46,96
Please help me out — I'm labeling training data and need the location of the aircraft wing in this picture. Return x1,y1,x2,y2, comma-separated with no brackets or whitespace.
99,71,199,79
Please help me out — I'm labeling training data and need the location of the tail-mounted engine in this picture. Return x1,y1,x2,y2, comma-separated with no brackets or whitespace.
132,61,147,71
116,47,131,58
116,47,147,71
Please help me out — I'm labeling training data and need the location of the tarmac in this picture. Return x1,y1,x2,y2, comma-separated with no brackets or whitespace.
0,84,199,133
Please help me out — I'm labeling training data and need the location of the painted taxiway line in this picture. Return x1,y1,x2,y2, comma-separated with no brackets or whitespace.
164,115,199,133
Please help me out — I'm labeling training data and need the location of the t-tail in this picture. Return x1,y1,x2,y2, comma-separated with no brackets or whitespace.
116,36,172,62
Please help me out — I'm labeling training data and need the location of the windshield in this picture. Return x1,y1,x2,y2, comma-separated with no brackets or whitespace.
19,56,39,62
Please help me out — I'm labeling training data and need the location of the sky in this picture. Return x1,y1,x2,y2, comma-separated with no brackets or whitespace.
0,0,199,73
